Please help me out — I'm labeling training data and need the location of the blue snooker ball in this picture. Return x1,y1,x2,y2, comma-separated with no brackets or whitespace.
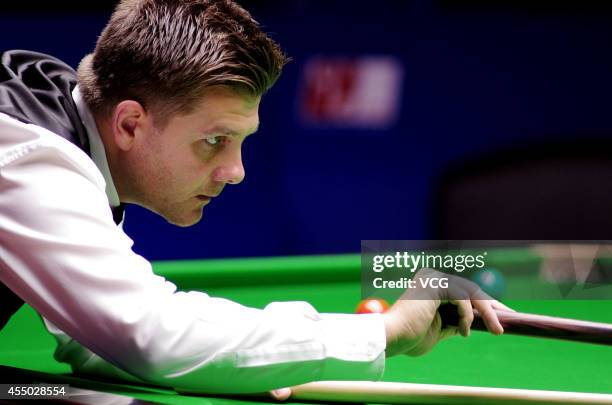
470,268,506,299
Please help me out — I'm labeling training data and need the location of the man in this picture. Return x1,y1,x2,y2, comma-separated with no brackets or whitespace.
0,0,507,397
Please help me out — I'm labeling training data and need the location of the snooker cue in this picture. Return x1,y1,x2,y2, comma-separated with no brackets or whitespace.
289,381,612,404
438,304,612,346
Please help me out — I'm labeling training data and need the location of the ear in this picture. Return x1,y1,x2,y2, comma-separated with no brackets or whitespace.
111,100,150,151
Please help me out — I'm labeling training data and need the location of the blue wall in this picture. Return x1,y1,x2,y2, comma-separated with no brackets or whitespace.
2,2,611,259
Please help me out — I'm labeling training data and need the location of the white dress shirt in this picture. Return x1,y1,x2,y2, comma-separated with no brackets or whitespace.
0,86,386,393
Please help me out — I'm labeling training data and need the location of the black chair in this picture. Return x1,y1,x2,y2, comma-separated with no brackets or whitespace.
430,138,612,240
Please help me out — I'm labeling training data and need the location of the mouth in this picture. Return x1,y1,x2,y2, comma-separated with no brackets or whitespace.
196,192,221,202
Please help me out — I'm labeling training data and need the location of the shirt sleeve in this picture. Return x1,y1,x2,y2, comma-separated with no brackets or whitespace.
0,115,386,393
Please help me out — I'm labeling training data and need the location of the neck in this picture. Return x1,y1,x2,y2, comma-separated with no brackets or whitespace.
93,113,131,203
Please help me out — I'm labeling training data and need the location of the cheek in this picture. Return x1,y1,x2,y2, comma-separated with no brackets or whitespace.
135,146,181,196
188,145,219,180
165,151,212,192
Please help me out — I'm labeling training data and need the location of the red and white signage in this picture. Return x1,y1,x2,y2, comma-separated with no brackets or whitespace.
299,56,404,129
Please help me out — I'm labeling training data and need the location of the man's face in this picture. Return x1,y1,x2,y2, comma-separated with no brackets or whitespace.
127,86,260,226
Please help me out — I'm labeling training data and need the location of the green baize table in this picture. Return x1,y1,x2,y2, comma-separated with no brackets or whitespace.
0,250,611,404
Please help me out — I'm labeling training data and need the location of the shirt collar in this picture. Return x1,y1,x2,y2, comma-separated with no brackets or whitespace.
72,86,121,208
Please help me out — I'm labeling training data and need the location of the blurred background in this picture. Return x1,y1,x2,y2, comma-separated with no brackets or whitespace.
3,0,612,259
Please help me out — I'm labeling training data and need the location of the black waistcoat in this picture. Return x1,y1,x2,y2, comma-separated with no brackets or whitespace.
0,50,123,331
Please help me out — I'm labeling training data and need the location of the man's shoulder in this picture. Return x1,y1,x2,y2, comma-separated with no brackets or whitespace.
0,112,100,182
1,49,75,75
0,50,88,154
0,49,78,97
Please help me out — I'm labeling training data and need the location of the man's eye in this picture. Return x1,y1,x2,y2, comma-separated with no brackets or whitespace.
205,136,221,145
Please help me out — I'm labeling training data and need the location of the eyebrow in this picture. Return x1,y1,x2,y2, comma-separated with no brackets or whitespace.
204,124,259,137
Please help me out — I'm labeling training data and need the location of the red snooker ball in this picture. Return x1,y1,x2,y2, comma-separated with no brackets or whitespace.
356,298,390,314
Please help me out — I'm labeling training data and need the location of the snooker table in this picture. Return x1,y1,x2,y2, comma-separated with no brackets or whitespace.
0,249,611,404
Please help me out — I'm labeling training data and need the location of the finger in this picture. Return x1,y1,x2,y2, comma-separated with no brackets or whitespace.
440,325,459,340
269,388,291,401
436,300,455,340
471,287,494,301
472,300,504,335
491,300,515,312
450,299,474,337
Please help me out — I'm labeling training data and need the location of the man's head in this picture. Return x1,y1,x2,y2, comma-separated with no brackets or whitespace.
78,0,287,226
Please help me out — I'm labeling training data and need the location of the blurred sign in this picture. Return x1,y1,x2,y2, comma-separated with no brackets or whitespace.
299,56,403,129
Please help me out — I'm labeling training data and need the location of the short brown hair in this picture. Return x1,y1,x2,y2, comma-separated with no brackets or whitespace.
78,0,288,123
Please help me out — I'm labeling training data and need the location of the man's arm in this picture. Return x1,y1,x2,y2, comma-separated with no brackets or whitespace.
0,114,385,393
43,318,143,384
43,308,385,392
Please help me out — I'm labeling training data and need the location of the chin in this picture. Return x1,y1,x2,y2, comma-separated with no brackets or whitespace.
168,210,204,227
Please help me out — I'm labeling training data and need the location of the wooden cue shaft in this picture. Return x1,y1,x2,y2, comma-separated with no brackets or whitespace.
290,381,612,404
438,304,612,345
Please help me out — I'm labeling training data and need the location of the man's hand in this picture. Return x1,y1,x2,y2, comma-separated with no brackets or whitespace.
383,268,513,357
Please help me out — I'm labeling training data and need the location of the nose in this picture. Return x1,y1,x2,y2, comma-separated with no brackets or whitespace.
212,148,245,185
